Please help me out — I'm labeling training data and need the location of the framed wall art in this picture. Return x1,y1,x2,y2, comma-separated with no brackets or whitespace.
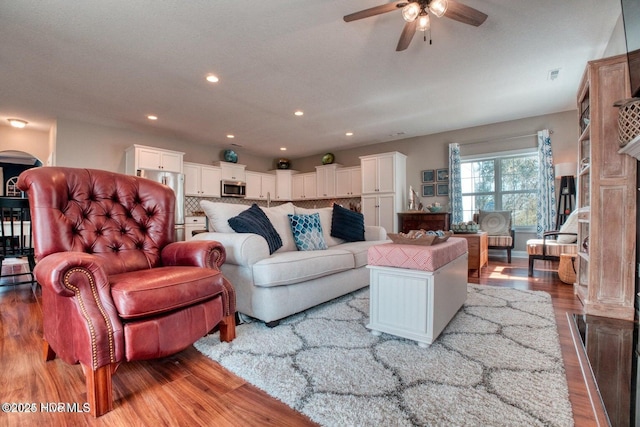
436,168,449,182
421,169,435,183
422,184,435,197
436,183,449,196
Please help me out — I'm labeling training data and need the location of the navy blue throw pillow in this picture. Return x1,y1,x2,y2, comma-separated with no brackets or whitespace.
331,204,365,242
228,204,283,254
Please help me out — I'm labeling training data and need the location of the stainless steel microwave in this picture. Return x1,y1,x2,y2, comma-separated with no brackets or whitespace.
221,180,246,198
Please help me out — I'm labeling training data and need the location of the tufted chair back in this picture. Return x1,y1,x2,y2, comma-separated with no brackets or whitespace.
20,167,174,275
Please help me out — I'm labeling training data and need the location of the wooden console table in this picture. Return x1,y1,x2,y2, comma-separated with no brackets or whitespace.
453,231,488,277
398,211,451,233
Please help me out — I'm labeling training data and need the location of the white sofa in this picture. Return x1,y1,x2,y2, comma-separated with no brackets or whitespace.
194,201,389,326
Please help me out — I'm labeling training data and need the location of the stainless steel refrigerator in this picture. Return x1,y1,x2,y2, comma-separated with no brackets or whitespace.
136,168,185,241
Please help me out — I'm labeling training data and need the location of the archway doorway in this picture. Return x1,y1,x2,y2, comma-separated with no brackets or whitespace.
0,150,42,197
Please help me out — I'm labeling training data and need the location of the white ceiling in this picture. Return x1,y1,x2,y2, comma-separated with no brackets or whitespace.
0,0,622,159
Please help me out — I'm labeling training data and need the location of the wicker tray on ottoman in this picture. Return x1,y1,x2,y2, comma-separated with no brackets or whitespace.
387,230,452,246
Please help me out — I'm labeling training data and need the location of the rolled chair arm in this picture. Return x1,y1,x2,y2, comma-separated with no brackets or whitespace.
33,252,124,369
161,240,236,317
161,240,226,269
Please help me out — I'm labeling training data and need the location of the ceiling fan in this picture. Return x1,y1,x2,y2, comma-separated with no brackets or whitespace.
344,0,487,51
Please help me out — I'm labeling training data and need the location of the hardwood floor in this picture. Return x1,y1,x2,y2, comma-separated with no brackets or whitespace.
0,257,601,426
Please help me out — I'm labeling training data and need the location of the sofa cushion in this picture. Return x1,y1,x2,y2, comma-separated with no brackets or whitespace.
252,249,354,287
229,204,282,255
110,266,224,319
294,206,344,247
479,210,511,236
526,239,577,257
338,240,390,268
288,213,327,251
200,200,246,233
262,202,297,252
331,204,365,242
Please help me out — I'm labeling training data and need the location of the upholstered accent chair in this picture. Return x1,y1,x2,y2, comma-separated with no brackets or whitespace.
526,209,578,276
17,167,236,417
474,210,515,263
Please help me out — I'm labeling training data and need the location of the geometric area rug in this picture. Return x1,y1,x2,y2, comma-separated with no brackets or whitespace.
195,284,574,426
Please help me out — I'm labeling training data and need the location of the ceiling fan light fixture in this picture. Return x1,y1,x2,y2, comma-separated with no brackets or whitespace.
417,13,430,32
428,0,448,18
401,2,420,22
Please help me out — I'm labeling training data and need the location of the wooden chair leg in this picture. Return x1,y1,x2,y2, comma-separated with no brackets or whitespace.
528,256,534,276
218,314,236,342
507,248,512,263
82,363,116,417
43,339,56,361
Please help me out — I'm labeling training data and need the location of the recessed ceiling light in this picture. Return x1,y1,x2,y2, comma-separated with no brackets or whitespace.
227,134,235,139
147,115,158,121
7,118,27,128
206,74,219,83
294,110,304,116
345,132,354,136
280,147,287,151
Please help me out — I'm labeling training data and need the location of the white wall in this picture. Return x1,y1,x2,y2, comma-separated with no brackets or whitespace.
604,14,628,58
0,126,50,163
293,110,577,206
54,118,274,173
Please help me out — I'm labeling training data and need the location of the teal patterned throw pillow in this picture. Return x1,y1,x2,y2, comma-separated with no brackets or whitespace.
288,213,328,251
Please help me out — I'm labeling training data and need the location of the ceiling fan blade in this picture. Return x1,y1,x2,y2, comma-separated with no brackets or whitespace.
396,19,418,51
443,0,487,27
344,1,407,22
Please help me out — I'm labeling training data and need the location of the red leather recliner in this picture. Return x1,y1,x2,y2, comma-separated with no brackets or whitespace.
17,167,236,417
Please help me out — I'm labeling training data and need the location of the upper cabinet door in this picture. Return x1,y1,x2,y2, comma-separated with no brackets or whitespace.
126,145,184,174
361,153,395,194
360,157,378,193
137,148,163,171
183,163,200,196
159,151,183,173
199,165,221,197
376,154,395,194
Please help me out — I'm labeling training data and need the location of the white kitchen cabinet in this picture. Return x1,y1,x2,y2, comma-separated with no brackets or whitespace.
273,169,298,201
125,144,184,174
292,172,317,200
214,161,246,182
246,171,276,201
315,164,341,198
360,152,404,194
185,216,206,241
183,162,221,197
336,166,361,197
361,194,396,234
360,152,406,233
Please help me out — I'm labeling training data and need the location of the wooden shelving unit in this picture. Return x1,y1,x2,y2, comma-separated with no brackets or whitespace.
574,54,637,321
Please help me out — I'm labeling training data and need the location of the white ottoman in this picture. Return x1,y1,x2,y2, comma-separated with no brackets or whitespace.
366,238,468,347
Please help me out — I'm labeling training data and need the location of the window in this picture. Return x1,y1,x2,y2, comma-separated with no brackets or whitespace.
460,151,538,227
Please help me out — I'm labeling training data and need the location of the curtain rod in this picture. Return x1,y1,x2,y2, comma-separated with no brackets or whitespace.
457,130,552,146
